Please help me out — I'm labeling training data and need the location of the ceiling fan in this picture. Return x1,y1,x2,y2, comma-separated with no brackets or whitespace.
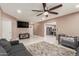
32,3,63,17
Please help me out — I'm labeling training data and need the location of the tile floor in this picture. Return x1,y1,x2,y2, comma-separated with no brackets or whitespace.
19,35,57,46
19,35,44,46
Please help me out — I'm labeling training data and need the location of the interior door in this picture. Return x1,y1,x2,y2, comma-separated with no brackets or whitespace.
2,20,12,41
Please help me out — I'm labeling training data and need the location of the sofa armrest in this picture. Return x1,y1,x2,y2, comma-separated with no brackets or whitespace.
10,40,19,46
0,45,8,56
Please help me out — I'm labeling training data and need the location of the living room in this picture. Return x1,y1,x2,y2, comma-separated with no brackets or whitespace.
0,3,79,56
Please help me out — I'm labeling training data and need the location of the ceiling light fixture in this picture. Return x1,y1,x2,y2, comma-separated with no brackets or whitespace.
44,12,48,15
17,9,22,13
76,5,79,8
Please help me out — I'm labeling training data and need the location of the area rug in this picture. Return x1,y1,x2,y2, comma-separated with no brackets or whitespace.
26,42,76,56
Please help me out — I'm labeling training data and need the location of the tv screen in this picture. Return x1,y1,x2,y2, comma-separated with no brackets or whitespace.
17,21,29,28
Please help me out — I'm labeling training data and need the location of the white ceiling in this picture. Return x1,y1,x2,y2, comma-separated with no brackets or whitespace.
0,3,79,24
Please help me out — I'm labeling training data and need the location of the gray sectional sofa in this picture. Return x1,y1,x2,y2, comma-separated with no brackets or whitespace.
57,34,79,56
0,37,79,56
0,39,32,56
58,34,78,49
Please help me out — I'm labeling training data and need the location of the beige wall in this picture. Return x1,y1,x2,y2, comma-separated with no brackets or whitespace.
0,9,33,41
33,22,44,37
0,9,17,40
33,12,79,37
1,10,79,38
0,10,29,40
1,12,18,40
0,9,2,38
55,12,79,36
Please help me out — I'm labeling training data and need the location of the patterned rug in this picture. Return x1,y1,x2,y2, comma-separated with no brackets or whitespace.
26,42,76,56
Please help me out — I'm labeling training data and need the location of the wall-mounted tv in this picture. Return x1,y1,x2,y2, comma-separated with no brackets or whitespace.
17,21,29,28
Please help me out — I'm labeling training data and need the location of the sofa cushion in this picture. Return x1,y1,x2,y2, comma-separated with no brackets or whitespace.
65,37,75,43
0,45,8,56
61,40,76,48
0,39,11,52
9,50,32,56
8,43,32,56
8,43,26,53
60,36,75,43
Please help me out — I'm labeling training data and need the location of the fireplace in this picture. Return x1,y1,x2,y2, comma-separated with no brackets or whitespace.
19,33,30,39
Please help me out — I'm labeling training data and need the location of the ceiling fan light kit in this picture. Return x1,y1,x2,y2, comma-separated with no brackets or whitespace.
17,9,22,13
45,15,48,17
44,12,48,15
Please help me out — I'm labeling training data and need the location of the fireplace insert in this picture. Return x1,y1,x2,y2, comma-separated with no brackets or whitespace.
19,33,30,39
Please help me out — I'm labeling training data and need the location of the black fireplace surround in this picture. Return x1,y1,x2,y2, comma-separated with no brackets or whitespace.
19,33,30,39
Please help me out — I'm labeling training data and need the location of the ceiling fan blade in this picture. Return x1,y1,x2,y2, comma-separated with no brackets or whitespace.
37,13,43,16
32,10,43,12
48,11,58,14
42,3,46,11
49,4,62,11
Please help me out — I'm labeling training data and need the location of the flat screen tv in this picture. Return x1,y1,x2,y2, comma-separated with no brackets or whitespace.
17,21,29,28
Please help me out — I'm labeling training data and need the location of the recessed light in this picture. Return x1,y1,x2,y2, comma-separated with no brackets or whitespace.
17,9,22,13
76,5,79,8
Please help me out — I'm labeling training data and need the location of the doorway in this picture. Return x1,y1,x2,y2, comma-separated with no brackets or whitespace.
44,22,58,44
44,22,56,37
46,24,56,36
